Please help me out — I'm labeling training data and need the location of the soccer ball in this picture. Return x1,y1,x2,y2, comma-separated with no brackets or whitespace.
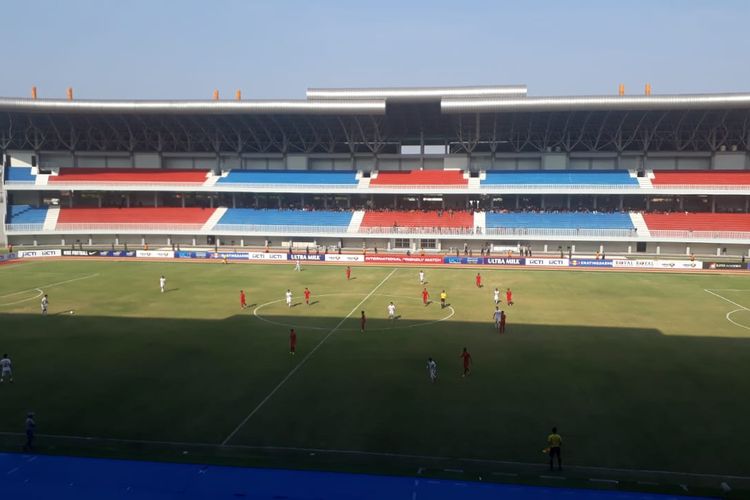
69,310,75,315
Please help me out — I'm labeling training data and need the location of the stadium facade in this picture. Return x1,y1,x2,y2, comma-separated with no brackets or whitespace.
2,84,750,258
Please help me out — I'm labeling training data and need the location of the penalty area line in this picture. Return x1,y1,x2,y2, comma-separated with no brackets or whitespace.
0,273,100,299
221,268,398,446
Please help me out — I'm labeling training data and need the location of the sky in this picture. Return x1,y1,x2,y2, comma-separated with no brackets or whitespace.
1,0,749,100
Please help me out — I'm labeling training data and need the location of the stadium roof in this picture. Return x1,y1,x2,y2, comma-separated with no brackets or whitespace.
0,86,749,154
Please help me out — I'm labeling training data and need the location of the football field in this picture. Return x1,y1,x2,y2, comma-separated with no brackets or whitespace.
1,259,749,482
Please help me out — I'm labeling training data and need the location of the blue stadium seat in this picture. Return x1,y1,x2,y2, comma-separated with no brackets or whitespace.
4,167,36,182
218,170,357,185
486,212,634,229
216,209,353,226
482,170,637,185
7,205,48,224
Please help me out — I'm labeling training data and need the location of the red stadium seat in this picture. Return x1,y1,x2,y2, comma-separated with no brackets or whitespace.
361,211,473,228
50,168,208,183
651,170,750,186
643,213,750,232
57,207,215,224
370,170,467,186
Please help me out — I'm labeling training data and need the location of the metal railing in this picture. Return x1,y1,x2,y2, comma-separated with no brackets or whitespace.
212,224,350,234
484,227,637,238
5,223,44,232
53,223,206,232
649,229,750,240
360,226,475,235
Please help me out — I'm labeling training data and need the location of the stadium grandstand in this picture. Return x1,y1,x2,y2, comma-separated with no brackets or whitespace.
2,83,750,257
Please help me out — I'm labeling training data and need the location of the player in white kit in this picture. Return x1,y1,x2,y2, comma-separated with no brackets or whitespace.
41,294,49,315
387,302,396,320
294,260,302,272
493,288,501,305
286,289,293,307
0,354,12,383
419,270,425,285
426,357,438,383
159,275,166,293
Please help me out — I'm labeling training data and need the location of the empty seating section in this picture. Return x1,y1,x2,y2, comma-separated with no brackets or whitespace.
651,170,750,186
4,167,36,182
361,211,473,228
486,212,635,229
370,170,467,186
483,170,637,185
7,205,48,224
57,208,214,225
643,213,750,232
50,168,208,183
216,209,353,227
218,170,357,185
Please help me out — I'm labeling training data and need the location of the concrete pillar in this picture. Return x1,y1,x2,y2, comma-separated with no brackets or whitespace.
619,195,624,211
393,195,397,209
571,244,576,253
627,245,632,254
300,194,305,207
347,197,351,209
277,197,281,209
540,195,545,209
88,237,92,246
167,237,172,246
686,246,691,255
126,194,130,208
217,237,221,247
417,197,422,209
210,196,214,209
115,236,119,245
154,193,158,207
323,196,328,209
566,195,571,209
33,239,38,246
592,196,597,210
745,197,749,213
717,247,721,256
515,195,520,209
679,197,684,210
232,193,236,209
98,196,102,208
599,244,604,253
181,195,186,208
387,240,392,251
436,239,441,251
141,237,146,245
543,244,548,252
192,237,197,246
711,197,716,213
646,198,651,210
61,237,65,246
656,245,660,255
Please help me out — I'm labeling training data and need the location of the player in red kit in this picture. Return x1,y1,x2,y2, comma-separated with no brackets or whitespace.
422,288,429,306
240,289,247,309
346,266,351,280
289,328,297,355
304,287,311,305
506,288,513,306
459,347,472,377
360,310,366,333
475,273,482,288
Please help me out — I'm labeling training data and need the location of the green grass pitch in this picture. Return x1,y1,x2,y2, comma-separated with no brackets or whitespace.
1,259,749,477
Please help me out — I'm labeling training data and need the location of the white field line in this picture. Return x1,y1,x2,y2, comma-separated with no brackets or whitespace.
221,268,398,445
0,273,100,299
704,289,750,331
0,288,43,307
1,431,748,482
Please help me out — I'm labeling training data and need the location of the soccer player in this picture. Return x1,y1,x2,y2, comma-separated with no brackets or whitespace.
547,427,563,471
422,288,429,306
499,310,507,333
426,357,438,384
506,288,514,306
419,270,425,285
23,412,35,452
493,287,501,305
285,289,293,308
493,307,502,331
40,294,48,315
294,260,302,272
289,328,297,355
0,354,12,383
475,273,482,288
360,310,367,333
240,290,247,309
304,287,311,305
159,275,166,293
439,290,447,309
346,266,351,280
387,302,396,320
459,347,472,377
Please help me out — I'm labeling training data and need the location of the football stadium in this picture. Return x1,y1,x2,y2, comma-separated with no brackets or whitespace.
1,81,750,498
